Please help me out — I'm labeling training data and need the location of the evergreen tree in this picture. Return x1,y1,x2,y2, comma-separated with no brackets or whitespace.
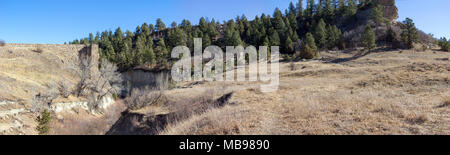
224,20,243,46
317,0,324,18
171,21,178,28
203,34,212,48
326,25,342,49
324,0,335,21
149,24,155,33
155,39,168,63
141,23,151,37
371,4,384,25
401,18,419,49
362,25,376,51
385,25,397,44
273,8,286,32
166,27,187,49
285,36,294,54
289,2,296,14
302,33,318,58
346,0,357,17
314,19,327,49
437,37,449,51
199,17,208,33
269,30,281,46
338,0,346,15
207,19,219,40
156,18,166,32
88,33,94,43
297,0,304,19
306,0,316,18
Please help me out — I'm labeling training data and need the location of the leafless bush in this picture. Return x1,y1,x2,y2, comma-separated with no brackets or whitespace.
32,45,44,53
289,62,297,71
76,49,94,97
124,88,166,110
406,113,429,125
58,81,72,98
0,40,5,46
438,97,450,108
31,90,58,113
86,59,123,110
76,54,123,111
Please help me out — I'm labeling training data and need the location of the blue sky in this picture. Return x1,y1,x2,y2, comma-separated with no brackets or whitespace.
0,0,448,44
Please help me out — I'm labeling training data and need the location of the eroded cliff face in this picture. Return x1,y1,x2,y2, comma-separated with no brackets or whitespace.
376,0,399,21
0,44,113,134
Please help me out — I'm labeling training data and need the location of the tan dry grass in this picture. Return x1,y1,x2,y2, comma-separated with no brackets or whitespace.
161,49,450,135
49,100,126,135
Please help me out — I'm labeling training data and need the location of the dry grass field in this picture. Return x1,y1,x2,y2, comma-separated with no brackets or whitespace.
161,49,449,135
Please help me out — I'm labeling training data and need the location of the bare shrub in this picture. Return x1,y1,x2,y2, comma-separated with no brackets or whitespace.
438,97,450,108
0,39,5,46
58,81,72,98
406,113,429,125
75,48,94,97
75,55,123,111
85,59,123,110
289,62,297,71
125,88,166,110
32,45,44,53
31,90,58,113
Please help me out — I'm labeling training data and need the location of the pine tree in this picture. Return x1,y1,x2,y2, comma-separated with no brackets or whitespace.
297,0,304,18
156,18,166,32
167,27,187,49
155,39,168,63
134,35,147,65
314,19,327,49
289,2,296,14
288,11,298,33
401,18,419,49
208,19,219,40
326,25,342,49
273,8,286,32
269,30,281,46
285,36,294,54
338,0,346,15
306,0,316,18
371,4,384,25
346,0,357,17
149,24,155,33
88,33,94,43
203,34,211,48
362,25,376,51
317,0,324,18
324,0,335,21
301,33,318,59
437,37,449,51
385,25,397,44
199,17,208,33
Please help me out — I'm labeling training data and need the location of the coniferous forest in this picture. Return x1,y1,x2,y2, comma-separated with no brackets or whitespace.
70,0,425,71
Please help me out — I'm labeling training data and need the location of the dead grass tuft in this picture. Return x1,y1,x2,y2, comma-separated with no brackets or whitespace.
405,113,429,125
124,88,166,111
438,97,450,108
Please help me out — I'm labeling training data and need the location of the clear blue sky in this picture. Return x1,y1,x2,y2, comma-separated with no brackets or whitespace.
0,0,448,44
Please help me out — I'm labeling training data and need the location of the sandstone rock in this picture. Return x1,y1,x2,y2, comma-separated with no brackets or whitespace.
375,0,399,21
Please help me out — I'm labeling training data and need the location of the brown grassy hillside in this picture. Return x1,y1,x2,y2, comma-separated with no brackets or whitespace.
161,49,449,135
